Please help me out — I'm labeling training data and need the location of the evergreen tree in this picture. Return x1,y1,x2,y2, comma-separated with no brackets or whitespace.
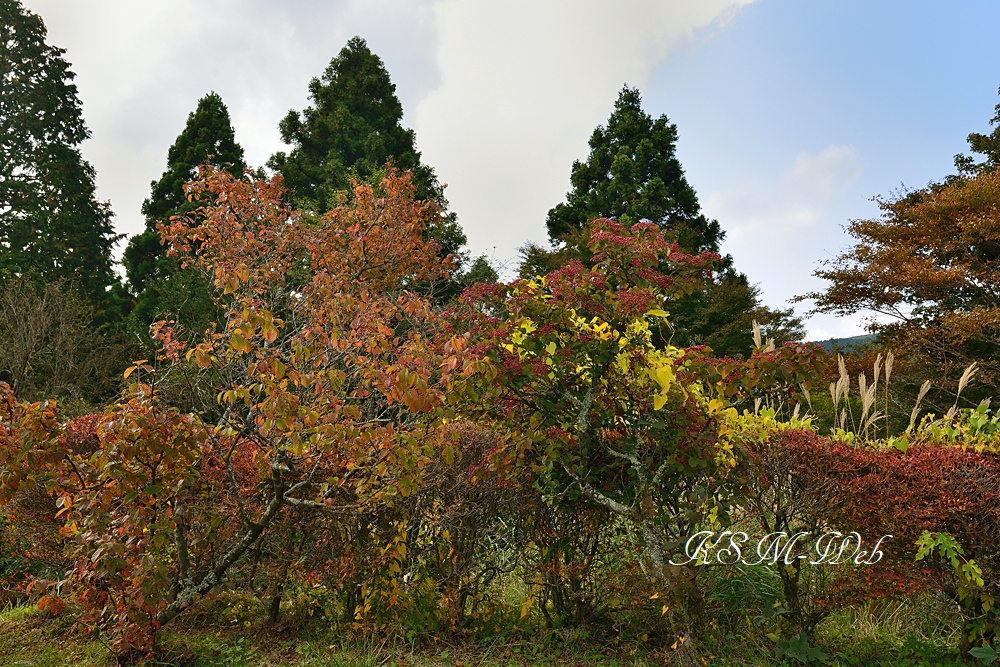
268,36,466,260
527,86,803,356
0,0,120,311
546,86,721,254
122,92,246,336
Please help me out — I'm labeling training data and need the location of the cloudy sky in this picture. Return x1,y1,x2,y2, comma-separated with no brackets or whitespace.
21,0,1000,340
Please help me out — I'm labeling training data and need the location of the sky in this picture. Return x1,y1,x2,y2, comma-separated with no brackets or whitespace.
20,0,1000,341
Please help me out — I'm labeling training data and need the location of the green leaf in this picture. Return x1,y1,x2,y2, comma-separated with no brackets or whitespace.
970,644,998,664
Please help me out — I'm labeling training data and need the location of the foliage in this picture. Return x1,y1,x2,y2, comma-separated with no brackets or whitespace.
458,218,744,655
0,0,122,315
780,430,1000,654
10,7,1000,663
0,167,482,652
11,137,1000,665
802,156,1000,401
775,631,828,664
955,87,1000,176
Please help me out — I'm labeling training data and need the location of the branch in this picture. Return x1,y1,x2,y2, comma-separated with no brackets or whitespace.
224,439,251,528
282,497,358,513
173,498,193,590
572,387,595,437
560,462,630,516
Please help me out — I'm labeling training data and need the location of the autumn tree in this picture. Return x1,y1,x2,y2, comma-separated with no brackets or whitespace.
456,219,821,653
955,87,1000,176
122,92,247,339
802,168,1000,401
524,87,803,356
0,0,121,315
0,167,482,652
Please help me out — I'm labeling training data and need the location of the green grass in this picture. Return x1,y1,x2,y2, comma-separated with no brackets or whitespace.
0,601,668,667
0,603,110,666
0,593,974,667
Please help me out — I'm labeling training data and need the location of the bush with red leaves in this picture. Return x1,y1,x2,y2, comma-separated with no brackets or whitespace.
773,430,1000,648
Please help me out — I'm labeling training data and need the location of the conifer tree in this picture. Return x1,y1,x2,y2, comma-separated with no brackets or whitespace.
268,36,466,261
0,0,120,311
546,86,721,255
527,86,802,356
122,92,246,335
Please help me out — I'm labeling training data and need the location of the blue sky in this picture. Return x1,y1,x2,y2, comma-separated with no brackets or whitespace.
649,0,1000,338
22,0,1000,340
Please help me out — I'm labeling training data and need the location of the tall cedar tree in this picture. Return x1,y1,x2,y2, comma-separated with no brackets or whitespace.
524,87,802,356
267,37,466,262
0,0,120,314
545,86,720,254
122,92,247,337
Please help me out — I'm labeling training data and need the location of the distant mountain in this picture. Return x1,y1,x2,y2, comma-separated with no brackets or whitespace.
812,334,876,352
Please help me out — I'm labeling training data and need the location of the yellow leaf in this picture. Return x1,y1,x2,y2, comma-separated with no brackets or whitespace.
653,393,668,411
616,353,630,373
231,332,250,354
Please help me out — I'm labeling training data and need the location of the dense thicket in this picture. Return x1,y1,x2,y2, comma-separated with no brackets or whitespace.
3,168,1000,665
8,5,1000,664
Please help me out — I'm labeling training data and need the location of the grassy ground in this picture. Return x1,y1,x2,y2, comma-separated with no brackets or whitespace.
0,597,972,667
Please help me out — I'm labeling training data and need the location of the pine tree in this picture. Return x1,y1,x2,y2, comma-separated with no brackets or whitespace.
0,0,120,311
122,92,246,335
268,36,466,260
528,86,802,356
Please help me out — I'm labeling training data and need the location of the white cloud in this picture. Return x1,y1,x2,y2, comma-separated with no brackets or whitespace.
415,0,756,265
704,144,862,242
21,0,439,258
20,0,755,273
701,145,864,338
